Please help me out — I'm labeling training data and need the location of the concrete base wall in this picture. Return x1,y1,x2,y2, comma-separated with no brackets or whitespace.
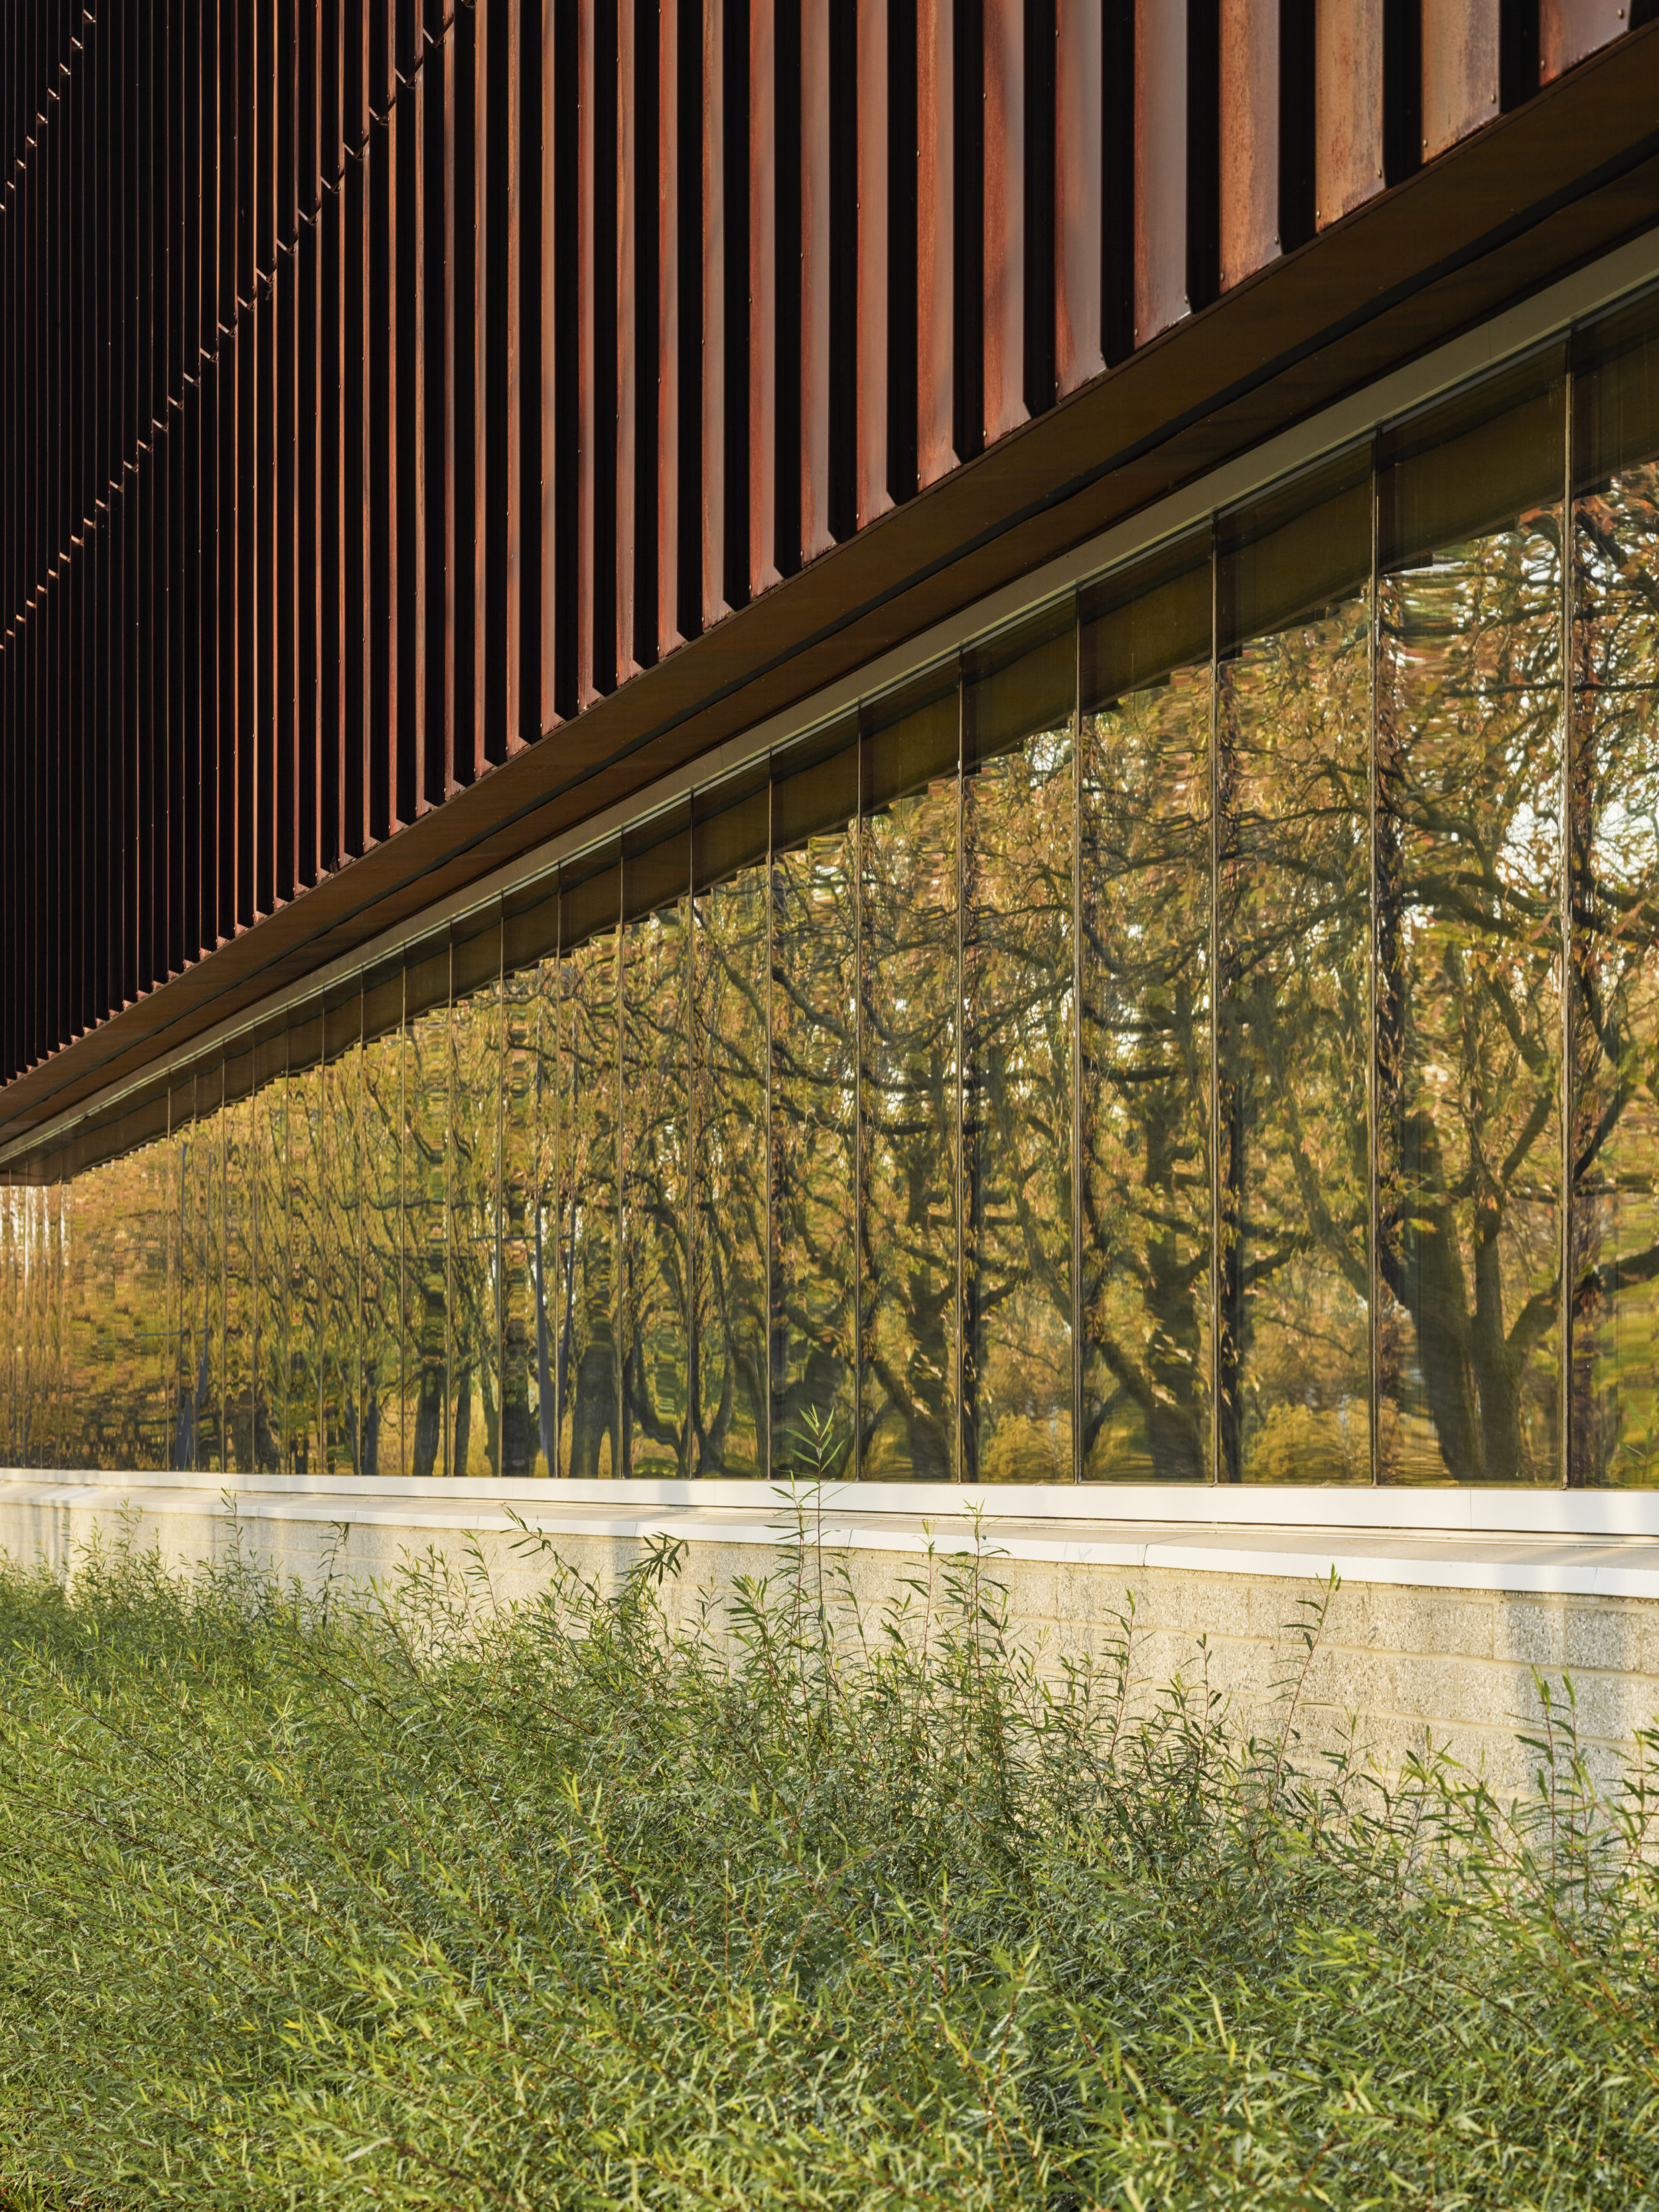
5,1476,1658,1795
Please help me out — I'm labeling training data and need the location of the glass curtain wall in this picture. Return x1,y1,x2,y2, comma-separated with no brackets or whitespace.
962,611,1077,1483
1377,357,1566,1485
1216,458,1373,1483
691,773,770,1477
24,295,1659,1487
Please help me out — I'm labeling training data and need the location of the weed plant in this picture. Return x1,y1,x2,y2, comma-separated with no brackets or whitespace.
0,1481,1655,2209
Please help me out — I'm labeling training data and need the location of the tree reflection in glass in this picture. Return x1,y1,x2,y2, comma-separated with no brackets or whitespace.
1569,314,1659,1482
1080,544,1214,1481
557,864,620,1479
621,848,692,1476
498,946,546,1477
861,678,960,1481
449,926,502,1479
222,1061,255,1473
360,988,405,1481
283,1032,323,1476
1377,366,1564,1484
403,949,452,1478
770,730,858,1472
1216,463,1372,1481
691,778,770,1478
962,617,1076,1483
250,1037,289,1475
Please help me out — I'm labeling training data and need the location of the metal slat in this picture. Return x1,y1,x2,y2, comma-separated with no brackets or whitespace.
701,0,726,627
1421,0,1499,161
857,0,890,526
1133,0,1187,345
1315,0,1384,229
800,0,832,559
983,0,1026,443
1218,0,1278,290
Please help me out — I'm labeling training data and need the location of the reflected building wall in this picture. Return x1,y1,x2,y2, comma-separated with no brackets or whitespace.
25,295,1659,1489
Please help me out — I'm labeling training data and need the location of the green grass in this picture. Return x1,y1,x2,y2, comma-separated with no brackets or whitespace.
0,1503,1655,2210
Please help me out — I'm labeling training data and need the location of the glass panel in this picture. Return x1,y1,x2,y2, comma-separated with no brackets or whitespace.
962,617,1076,1485
1569,306,1659,1483
1079,539,1214,1481
39,1181,68,1469
200,1065,226,1475
1377,362,1565,1483
449,922,502,1479
0,1185,19,1465
286,1020,325,1477
172,1076,215,1472
222,1059,255,1473
1216,459,1372,1482
251,1043,288,1474
58,1159,96,1469
499,944,548,1477
404,943,453,1477
320,1001,361,1475
691,777,770,1477
1,1188,15,1463
360,1014,405,1479
859,674,960,1481
621,842,692,1475
771,728,859,1474
559,864,620,1478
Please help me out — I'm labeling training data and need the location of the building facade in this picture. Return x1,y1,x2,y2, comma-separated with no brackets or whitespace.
7,2,1659,1509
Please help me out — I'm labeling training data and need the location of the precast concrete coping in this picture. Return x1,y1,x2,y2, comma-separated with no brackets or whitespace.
7,1471,1659,1603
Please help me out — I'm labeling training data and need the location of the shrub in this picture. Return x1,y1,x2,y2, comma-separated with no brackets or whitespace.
0,1505,1654,2209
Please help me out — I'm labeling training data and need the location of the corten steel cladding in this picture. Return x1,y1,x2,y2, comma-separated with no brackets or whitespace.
0,0,1644,1106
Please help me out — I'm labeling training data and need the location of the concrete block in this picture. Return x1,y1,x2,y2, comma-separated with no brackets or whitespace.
1561,1598,1650,1678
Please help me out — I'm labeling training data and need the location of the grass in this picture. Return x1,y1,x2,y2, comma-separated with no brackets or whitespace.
0,1493,1655,2209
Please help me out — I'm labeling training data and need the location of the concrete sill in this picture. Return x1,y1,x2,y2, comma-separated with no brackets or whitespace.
7,1471,1659,1603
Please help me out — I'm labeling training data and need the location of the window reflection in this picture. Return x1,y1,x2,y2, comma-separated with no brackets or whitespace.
559,862,620,1479
1570,311,1659,1484
222,1058,255,1473
691,778,771,1478
963,617,1076,1483
771,729,858,1475
1378,365,1565,1484
23,296,1659,1491
251,1039,288,1474
1217,463,1372,1482
1080,544,1214,1481
319,998,362,1476
621,828,692,1477
449,924,502,1479
360,994,405,1481
403,950,451,1478
498,939,549,1477
861,677,961,1481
